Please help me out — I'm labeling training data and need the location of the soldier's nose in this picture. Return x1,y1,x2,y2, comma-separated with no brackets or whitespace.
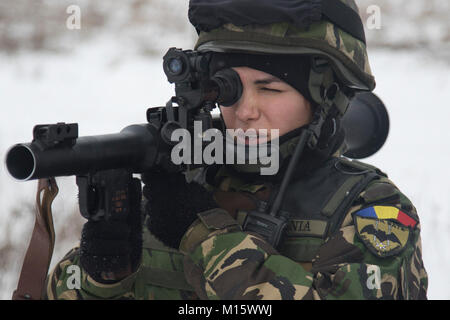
234,91,261,123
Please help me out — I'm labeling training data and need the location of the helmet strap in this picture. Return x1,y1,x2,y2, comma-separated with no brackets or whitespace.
307,57,350,149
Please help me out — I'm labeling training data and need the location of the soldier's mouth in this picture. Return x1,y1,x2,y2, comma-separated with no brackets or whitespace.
235,130,271,145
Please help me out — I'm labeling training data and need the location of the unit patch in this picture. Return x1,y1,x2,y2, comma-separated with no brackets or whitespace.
353,206,417,258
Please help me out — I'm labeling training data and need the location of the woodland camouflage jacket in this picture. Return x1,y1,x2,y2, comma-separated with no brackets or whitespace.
45,157,427,300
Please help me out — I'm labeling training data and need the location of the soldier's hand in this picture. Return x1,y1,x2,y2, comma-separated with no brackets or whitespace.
141,167,217,249
76,169,143,283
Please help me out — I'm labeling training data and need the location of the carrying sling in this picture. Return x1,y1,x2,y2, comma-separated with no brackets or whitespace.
12,178,58,300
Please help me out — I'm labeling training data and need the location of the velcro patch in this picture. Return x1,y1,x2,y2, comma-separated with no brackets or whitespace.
353,206,416,258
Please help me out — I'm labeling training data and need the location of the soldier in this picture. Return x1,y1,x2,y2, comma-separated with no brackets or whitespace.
46,0,427,299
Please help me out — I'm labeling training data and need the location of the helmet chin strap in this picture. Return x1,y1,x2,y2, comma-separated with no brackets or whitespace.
307,57,350,150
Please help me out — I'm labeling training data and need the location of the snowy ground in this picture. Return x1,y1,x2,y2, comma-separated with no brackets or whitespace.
0,39,449,299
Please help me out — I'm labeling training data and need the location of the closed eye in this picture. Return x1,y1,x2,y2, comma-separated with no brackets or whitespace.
260,88,282,93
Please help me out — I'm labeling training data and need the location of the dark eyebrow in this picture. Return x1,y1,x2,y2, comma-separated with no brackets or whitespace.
253,76,283,85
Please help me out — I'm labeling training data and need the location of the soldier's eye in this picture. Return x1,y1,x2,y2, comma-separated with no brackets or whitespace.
260,88,282,93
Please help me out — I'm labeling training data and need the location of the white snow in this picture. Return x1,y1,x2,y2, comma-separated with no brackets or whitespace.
1,40,449,299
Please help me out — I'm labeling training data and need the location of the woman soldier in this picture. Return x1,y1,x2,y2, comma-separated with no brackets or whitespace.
47,0,427,300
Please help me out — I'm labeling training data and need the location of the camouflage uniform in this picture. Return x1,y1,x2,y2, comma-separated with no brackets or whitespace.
46,158,427,300
179,160,428,300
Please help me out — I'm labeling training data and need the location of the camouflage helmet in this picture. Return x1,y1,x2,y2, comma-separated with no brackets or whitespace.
190,0,375,92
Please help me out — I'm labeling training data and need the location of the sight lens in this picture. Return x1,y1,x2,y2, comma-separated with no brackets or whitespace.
168,58,183,75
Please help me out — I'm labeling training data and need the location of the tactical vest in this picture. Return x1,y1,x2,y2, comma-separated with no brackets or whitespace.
140,157,385,290
139,229,195,293
234,157,386,263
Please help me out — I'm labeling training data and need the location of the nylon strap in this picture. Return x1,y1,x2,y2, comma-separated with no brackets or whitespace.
308,61,350,116
12,178,58,300
321,175,364,217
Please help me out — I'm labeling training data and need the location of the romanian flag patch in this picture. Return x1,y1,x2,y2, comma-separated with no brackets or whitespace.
354,206,417,228
353,206,417,258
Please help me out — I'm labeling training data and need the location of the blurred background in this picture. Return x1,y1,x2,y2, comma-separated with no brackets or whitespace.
0,0,449,299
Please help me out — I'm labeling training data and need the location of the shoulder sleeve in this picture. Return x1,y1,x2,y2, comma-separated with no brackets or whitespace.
344,179,428,298
312,179,427,299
